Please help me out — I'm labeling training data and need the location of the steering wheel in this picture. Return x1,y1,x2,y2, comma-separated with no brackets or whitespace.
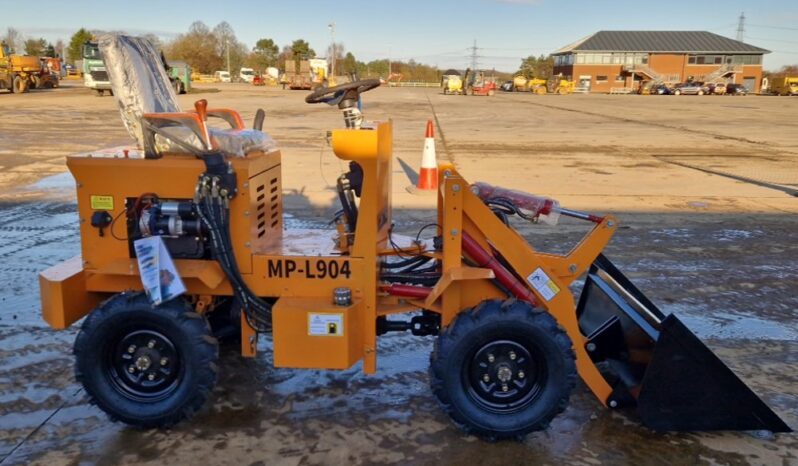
305,78,381,107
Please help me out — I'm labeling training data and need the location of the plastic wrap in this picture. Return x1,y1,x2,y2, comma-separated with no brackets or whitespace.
470,182,561,225
206,128,278,158
99,33,278,158
153,127,278,158
99,34,180,145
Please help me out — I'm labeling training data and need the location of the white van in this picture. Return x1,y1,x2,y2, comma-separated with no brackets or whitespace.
214,71,231,83
239,67,255,83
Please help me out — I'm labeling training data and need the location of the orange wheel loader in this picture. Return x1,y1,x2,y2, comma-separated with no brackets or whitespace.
38,35,791,439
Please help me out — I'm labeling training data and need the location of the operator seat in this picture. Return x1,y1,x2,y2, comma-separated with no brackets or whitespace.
99,34,275,158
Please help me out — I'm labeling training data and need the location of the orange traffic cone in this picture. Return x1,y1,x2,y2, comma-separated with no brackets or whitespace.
412,120,438,193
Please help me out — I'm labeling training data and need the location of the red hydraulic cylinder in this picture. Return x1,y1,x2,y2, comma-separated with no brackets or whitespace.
380,284,433,299
461,231,538,306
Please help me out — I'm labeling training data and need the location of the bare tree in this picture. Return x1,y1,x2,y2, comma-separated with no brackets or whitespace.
54,39,65,58
5,27,24,53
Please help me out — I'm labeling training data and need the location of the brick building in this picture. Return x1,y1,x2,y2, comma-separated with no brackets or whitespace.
551,31,769,93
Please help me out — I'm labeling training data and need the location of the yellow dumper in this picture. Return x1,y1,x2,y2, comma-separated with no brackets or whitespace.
442,74,463,95
0,41,40,93
771,77,798,96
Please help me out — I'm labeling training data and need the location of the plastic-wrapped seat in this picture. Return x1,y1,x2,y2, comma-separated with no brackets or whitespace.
99,34,275,158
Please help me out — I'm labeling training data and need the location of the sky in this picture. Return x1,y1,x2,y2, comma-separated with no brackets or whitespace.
3,0,797,71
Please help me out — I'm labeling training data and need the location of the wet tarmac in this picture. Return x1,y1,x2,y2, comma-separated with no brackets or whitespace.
0,180,796,466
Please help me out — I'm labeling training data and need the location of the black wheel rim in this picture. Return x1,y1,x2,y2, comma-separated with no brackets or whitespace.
106,328,182,402
464,339,547,414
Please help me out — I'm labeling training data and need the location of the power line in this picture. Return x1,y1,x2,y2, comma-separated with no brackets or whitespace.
746,36,798,45
747,23,798,31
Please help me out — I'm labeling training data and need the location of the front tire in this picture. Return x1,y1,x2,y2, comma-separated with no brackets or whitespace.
74,292,219,428
429,299,577,440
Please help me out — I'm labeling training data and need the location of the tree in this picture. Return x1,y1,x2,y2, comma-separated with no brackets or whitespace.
5,28,24,53
289,39,315,73
518,54,554,79
24,38,47,56
212,21,247,73
54,39,65,58
44,43,56,58
249,38,279,70
68,28,94,64
341,52,358,76
164,21,222,74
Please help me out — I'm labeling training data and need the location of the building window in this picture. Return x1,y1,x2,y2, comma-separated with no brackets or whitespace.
615,75,624,81
596,75,608,82
714,56,723,64
688,55,696,64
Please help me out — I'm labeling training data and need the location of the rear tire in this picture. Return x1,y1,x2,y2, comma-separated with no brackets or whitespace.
429,299,577,440
74,292,219,428
12,75,27,93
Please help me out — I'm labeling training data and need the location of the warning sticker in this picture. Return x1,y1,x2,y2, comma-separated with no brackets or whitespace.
527,268,561,301
308,313,344,336
90,195,114,210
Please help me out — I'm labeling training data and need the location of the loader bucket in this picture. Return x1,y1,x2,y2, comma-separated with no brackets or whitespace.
577,254,791,433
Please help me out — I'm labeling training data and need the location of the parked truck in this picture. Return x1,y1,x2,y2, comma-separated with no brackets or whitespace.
0,41,40,93
83,40,113,96
284,59,328,90
770,76,798,96
239,67,255,83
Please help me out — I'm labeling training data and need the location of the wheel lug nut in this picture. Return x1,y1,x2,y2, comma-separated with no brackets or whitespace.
147,340,156,349
128,365,136,373
160,357,168,366
502,384,509,392
147,373,155,381
509,351,516,360
483,374,490,383
518,370,525,379
127,345,136,354
487,354,495,363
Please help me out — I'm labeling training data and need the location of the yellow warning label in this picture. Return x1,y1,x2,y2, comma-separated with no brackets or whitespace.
526,267,560,301
90,195,114,210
